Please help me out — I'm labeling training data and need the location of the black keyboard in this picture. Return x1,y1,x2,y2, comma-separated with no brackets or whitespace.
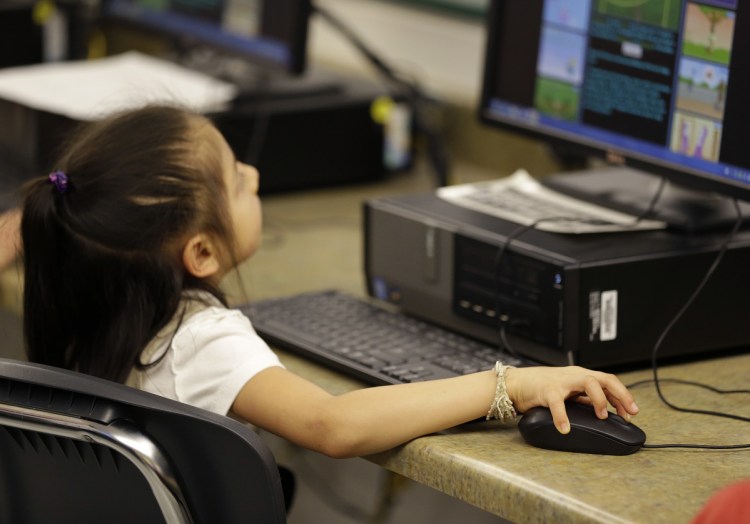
239,290,530,386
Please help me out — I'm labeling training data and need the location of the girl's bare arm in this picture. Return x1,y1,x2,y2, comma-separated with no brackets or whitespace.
231,365,638,458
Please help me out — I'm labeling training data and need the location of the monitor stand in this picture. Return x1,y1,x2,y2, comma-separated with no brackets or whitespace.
542,166,750,233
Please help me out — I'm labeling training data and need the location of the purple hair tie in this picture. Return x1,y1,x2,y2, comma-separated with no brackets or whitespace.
48,170,69,194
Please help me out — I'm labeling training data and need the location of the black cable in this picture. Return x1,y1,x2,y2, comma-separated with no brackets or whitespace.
488,171,670,359
312,3,451,187
630,379,750,450
643,442,750,450
641,198,750,449
650,199,744,414
498,324,519,360
312,3,750,448
633,176,667,223
486,185,750,449
626,377,750,395
492,217,567,359
312,4,413,89
489,207,655,359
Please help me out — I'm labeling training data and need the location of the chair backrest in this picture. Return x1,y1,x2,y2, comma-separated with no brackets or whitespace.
0,357,287,523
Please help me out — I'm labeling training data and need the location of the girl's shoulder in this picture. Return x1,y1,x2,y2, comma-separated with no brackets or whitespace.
179,290,253,333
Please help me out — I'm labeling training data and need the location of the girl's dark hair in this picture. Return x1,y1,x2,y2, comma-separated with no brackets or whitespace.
21,105,233,383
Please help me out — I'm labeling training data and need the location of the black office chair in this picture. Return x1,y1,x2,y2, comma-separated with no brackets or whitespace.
0,357,288,523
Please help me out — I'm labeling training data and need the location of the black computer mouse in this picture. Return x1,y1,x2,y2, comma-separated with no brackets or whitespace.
517,401,646,455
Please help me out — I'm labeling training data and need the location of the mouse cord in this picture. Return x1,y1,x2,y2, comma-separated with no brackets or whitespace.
631,176,667,224
491,176,670,361
492,217,570,361
642,198,750,450
642,442,750,450
490,193,671,362
492,205,667,361
490,196,750,449
626,377,750,395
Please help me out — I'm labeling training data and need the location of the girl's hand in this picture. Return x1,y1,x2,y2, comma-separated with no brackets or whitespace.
505,366,639,434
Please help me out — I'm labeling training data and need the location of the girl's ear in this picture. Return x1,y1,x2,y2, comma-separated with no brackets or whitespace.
182,233,222,279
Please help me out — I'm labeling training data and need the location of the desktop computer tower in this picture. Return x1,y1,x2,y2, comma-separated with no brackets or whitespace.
364,191,750,369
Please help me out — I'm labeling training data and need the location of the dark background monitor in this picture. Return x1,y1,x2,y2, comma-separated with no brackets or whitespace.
479,0,750,231
100,0,312,78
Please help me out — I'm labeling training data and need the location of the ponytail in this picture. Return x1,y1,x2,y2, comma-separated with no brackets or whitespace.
22,177,70,369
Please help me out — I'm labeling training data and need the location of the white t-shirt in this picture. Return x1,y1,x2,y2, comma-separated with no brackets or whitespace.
126,291,283,415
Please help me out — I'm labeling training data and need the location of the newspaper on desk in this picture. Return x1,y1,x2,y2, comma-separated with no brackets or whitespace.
0,51,238,121
436,169,668,234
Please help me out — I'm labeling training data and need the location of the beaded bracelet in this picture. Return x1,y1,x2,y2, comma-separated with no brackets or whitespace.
486,362,517,422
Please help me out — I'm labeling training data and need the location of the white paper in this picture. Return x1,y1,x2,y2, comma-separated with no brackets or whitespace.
0,52,238,121
436,169,668,234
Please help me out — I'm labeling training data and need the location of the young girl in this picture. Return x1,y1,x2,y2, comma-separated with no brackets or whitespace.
21,105,639,458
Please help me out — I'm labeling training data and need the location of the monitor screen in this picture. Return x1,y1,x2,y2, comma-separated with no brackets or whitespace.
479,0,750,225
101,0,311,75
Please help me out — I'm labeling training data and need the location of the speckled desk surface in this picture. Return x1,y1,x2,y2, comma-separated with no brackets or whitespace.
221,165,750,524
278,350,750,524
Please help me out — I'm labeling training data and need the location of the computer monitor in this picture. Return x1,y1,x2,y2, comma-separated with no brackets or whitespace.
100,0,311,77
480,0,750,230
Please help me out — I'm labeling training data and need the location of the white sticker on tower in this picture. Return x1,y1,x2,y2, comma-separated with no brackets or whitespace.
599,290,618,341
